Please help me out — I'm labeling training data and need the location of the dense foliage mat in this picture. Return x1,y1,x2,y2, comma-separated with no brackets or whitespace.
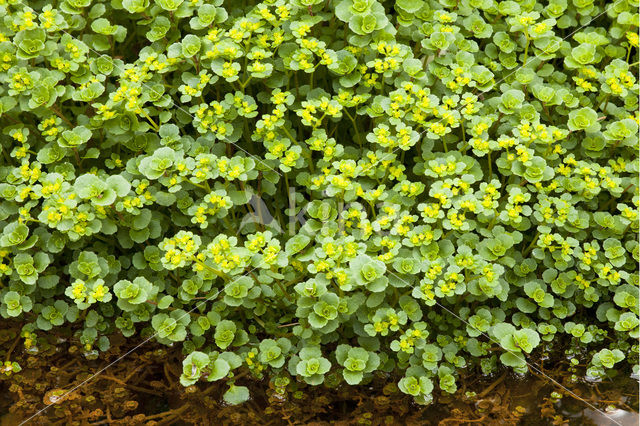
0,0,638,408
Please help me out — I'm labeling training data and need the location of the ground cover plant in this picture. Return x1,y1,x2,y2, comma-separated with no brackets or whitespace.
0,0,638,413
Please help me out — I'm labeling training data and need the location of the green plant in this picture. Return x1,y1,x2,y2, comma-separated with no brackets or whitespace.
335,344,380,384
288,346,332,385
0,0,637,407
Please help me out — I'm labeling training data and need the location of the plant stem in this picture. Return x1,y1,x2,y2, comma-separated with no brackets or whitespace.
193,259,229,281
522,231,540,258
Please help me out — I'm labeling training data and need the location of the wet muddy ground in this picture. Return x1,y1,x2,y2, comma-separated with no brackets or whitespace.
1,320,637,425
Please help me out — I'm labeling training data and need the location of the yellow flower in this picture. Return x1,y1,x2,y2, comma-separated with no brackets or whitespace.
533,22,547,33
519,16,534,26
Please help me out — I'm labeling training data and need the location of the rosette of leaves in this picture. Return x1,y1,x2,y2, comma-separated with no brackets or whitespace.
180,351,212,386
189,2,228,30
14,29,52,59
523,280,554,308
306,292,340,329
464,14,493,39
498,89,525,114
155,0,184,11
564,43,600,68
69,251,109,280
491,323,541,372
151,309,191,342
398,374,434,405
145,16,172,42
335,344,380,384
613,285,639,313
603,119,639,147
602,238,627,268
138,147,178,180
392,253,420,275
587,348,625,379
27,70,64,110
328,50,358,76
258,338,292,368
613,312,639,337
213,319,249,350
291,0,324,7
466,308,495,338
121,0,150,13
567,107,601,133
223,276,260,307
74,173,130,206
58,126,92,148
180,351,242,387
334,0,389,36
349,254,388,292
564,322,594,344
0,222,30,248
185,309,218,336
294,276,329,305
72,80,106,103
470,65,495,91
13,253,50,285
421,344,443,371
0,291,33,318
35,300,76,331
113,277,157,312
512,156,554,183
304,200,338,231
288,346,331,385
477,226,521,266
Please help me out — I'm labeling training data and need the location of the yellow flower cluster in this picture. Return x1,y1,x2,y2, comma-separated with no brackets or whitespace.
161,231,200,269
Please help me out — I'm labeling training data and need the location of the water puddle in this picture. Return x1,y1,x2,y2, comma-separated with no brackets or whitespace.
0,322,638,424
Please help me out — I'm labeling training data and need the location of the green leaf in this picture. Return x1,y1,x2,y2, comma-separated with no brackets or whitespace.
223,385,250,405
106,175,131,197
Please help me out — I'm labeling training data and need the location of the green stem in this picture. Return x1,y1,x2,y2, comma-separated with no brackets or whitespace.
522,231,540,258
139,108,160,132
193,259,229,281
0,145,12,164
598,93,611,112
49,106,73,127
284,172,290,198
275,280,294,302
344,109,362,148
486,215,497,231
240,76,252,91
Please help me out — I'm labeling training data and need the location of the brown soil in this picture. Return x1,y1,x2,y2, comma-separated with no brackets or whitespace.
1,319,637,426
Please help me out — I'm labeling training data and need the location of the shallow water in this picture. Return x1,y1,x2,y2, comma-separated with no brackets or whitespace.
1,320,638,425
581,408,639,426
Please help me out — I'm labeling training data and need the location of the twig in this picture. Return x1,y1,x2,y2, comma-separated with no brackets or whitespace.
4,335,20,362
477,372,507,398
97,375,164,396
